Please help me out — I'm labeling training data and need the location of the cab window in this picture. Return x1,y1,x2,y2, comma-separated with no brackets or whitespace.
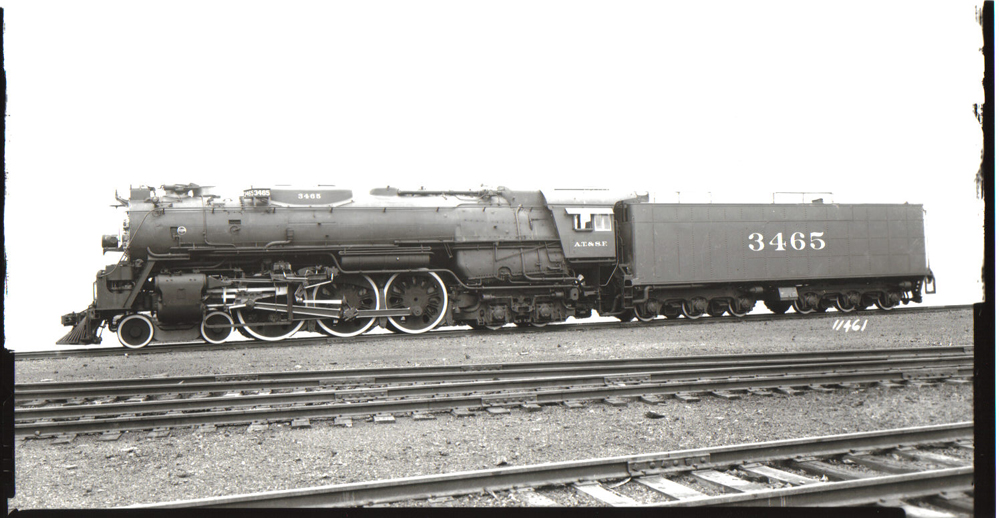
573,213,612,231
593,214,612,231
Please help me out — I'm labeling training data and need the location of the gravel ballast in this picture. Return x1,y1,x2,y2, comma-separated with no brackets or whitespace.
9,307,976,508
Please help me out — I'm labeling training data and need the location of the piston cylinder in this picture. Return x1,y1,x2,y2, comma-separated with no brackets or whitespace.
154,273,207,324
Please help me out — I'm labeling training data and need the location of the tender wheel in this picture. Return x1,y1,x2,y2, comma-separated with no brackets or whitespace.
634,306,656,322
311,275,380,338
200,311,234,344
680,300,704,319
707,299,728,317
875,292,898,311
834,294,856,313
384,271,449,334
727,298,753,317
118,314,154,349
792,298,816,314
236,295,305,341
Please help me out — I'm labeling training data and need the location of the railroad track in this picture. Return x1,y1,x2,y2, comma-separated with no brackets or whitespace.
15,303,973,361
15,345,972,397
125,422,974,511
15,347,972,438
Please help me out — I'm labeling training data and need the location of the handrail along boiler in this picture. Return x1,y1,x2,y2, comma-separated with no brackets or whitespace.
58,184,936,348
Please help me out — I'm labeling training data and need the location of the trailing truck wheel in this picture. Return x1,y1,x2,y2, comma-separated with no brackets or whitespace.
311,275,380,338
118,314,154,349
384,271,449,334
201,311,234,344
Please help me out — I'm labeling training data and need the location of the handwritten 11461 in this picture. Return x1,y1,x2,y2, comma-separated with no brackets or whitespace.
832,319,868,332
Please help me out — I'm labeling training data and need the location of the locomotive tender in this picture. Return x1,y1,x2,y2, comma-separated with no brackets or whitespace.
59,184,936,348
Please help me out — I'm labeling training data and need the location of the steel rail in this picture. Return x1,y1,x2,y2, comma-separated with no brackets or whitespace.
15,364,973,436
16,304,973,360
643,467,973,507
15,345,972,394
123,422,973,508
14,355,972,420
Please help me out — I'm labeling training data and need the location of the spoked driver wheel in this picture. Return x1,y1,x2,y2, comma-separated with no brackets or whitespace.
236,295,304,341
384,271,449,334
311,275,381,338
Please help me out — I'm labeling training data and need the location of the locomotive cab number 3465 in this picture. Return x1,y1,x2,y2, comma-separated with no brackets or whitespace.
748,231,825,252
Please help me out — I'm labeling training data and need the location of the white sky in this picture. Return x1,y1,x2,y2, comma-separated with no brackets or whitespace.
3,1,987,351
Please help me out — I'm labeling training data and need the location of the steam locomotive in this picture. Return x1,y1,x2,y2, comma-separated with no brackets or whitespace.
58,184,936,348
